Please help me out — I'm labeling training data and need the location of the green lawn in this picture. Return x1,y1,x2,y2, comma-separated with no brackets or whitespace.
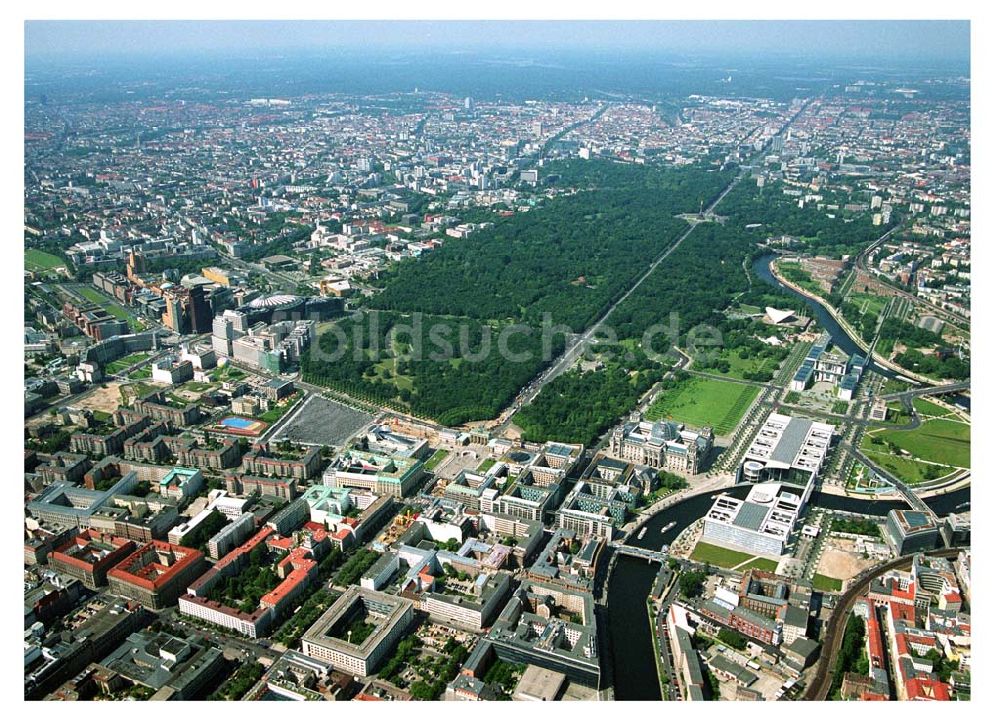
368,357,415,392
861,444,956,486
77,286,111,304
848,291,890,320
121,380,158,403
912,397,959,420
105,352,151,374
25,249,66,271
646,376,759,435
477,457,497,473
103,303,130,321
181,381,215,393
812,573,843,593
77,286,140,330
777,261,825,297
869,417,969,469
690,541,754,569
257,394,302,424
424,448,449,472
734,557,779,573
128,366,153,380
213,365,247,382
695,347,780,382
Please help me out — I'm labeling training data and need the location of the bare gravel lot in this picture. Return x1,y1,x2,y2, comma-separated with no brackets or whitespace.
816,538,871,580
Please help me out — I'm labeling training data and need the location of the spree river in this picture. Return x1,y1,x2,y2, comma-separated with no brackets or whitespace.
751,253,897,378
606,485,970,699
605,258,971,699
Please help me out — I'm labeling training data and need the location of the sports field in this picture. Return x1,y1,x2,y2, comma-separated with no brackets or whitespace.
25,249,65,271
646,375,759,435
689,541,754,569
209,416,268,436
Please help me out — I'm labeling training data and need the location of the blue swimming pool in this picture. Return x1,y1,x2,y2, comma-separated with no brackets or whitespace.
220,416,255,429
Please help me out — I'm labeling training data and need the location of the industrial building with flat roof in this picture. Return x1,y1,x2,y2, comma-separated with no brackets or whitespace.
322,448,424,498
27,474,139,529
93,631,224,701
555,478,637,541
527,529,602,593
512,665,567,701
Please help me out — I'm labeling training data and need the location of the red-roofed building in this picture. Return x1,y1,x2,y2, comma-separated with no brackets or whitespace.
267,535,294,553
48,529,136,589
866,601,885,671
905,677,951,701
179,526,322,638
884,597,954,702
261,552,316,617
331,527,354,551
891,600,915,623
941,591,962,612
107,540,204,609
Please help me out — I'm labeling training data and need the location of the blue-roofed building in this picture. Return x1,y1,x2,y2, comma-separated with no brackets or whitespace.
790,359,816,391
839,373,860,401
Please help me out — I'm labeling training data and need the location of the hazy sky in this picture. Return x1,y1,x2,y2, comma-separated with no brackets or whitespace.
25,20,970,64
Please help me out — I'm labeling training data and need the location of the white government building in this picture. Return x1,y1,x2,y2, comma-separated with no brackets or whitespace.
702,483,807,558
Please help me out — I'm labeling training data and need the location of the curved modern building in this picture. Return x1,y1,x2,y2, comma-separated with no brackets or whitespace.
239,293,341,325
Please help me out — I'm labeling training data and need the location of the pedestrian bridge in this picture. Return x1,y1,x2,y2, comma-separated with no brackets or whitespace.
880,379,970,402
612,543,670,564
